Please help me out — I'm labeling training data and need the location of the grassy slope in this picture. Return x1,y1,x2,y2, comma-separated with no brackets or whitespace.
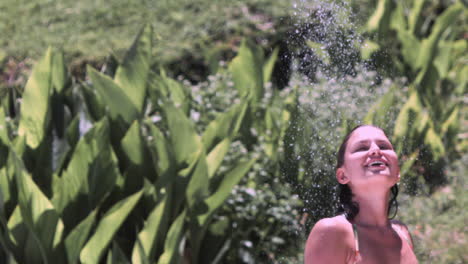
0,0,291,64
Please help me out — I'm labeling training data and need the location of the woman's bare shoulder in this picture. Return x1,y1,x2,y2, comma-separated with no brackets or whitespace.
390,219,414,242
304,215,354,263
311,215,351,234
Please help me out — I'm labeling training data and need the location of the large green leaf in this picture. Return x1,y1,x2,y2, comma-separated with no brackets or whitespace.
408,0,427,34
363,88,397,130
262,47,279,84
206,139,231,179
202,100,248,152
393,91,423,140
80,190,143,264
64,210,97,264
121,120,144,166
150,70,190,114
228,40,263,101
52,118,119,226
87,66,139,125
190,158,256,262
185,150,209,211
163,101,202,167
396,29,421,72
51,50,67,94
416,3,463,71
114,25,152,113
0,107,10,146
157,210,186,264
131,192,171,263
12,152,64,264
145,122,175,190
367,0,395,36
106,241,130,264
424,127,445,161
18,47,52,149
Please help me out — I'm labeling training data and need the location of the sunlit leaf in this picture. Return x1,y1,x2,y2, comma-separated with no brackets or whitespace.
64,210,97,264
163,101,202,166
360,40,380,60
367,0,395,36
12,152,64,263
157,210,186,264
18,47,52,149
424,128,445,161
114,25,152,113
51,50,67,93
228,40,263,101
132,193,171,263
202,101,248,152
262,47,279,84
190,158,256,262
206,139,230,179
80,190,143,264
87,66,139,125
52,118,119,226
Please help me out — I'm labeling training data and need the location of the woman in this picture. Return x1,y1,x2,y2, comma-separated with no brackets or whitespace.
304,125,418,263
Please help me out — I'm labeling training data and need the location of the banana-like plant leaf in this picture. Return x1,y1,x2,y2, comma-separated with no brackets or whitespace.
360,40,380,60
408,0,427,34
64,210,97,264
132,236,150,264
440,105,459,136
131,192,171,263
106,241,130,264
363,88,396,129
0,108,10,146
263,47,279,84
151,70,190,114
389,1,406,31
202,100,248,152
51,50,67,93
416,3,463,71
81,83,105,122
121,120,144,166
367,0,395,36
87,66,139,125
163,101,202,167
206,139,231,179
157,210,186,264
80,190,143,264
52,118,119,226
228,40,263,102
400,150,419,178
393,91,422,140
114,25,152,113
18,47,52,149
396,29,421,71
186,150,209,211
145,122,175,190
190,158,256,262
12,151,64,264
424,127,445,161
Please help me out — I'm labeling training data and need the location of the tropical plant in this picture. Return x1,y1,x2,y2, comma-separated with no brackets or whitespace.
362,0,467,193
0,25,271,264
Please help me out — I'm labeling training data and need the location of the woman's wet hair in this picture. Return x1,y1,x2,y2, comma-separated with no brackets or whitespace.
336,125,399,221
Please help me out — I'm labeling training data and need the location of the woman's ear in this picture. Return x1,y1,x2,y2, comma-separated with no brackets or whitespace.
336,168,349,184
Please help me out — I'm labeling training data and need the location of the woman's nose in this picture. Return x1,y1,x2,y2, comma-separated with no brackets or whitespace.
369,144,381,156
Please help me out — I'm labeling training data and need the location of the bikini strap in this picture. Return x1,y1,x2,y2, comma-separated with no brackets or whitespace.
352,223,360,253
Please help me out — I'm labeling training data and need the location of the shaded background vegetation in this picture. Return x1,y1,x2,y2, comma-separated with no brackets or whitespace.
0,0,466,263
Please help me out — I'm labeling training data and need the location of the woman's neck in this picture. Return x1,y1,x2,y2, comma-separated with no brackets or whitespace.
352,190,390,228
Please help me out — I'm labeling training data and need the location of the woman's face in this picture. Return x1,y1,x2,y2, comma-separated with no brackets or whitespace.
337,126,400,188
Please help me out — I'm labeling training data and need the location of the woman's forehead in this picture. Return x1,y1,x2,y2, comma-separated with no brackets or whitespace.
348,126,388,142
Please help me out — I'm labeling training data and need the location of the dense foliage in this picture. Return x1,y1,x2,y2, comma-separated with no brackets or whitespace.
0,0,466,263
